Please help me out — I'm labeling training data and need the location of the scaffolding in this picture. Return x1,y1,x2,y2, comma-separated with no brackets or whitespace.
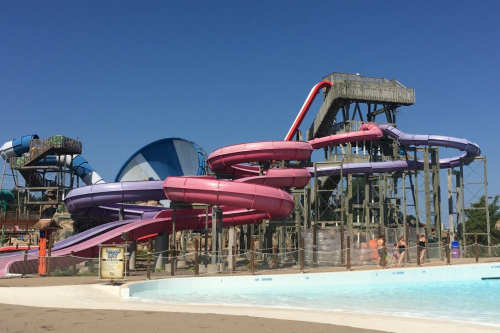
1,135,82,219
283,72,491,250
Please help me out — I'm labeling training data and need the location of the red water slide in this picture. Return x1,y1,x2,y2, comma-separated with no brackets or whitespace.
284,80,333,141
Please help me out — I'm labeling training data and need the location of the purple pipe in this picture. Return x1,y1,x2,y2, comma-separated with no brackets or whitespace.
0,181,171,259
308,125,480,176
380,124,480,157
74,203,167,221
64,180,167,217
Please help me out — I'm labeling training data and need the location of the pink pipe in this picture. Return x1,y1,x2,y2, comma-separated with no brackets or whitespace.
208,124,383,176
236,168,310,188
163,177,294,218
208,141,313,173
308,123,383,149
284,80,333,141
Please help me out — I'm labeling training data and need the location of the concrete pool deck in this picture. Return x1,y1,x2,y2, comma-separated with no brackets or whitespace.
1,260,499,333
0,282,496,333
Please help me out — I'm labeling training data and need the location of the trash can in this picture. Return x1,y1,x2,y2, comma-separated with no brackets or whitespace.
451,241,460,258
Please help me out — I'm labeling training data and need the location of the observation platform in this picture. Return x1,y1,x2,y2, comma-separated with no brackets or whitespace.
10,136,82,169
308,73,415,140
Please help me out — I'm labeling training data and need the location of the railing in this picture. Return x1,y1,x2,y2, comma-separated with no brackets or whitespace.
1,211,40,223
10,136,82,169
10,156,26,170
330,120,397,135
18,240,498,278
326,154,389,164
308,74,415,141
9,225,497,278
29,136,82,154
325,72,388,84
323,72,409,89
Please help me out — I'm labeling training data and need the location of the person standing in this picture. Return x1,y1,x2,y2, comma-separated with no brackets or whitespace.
419,234,427,264
397,236,407,267
376,235,385,267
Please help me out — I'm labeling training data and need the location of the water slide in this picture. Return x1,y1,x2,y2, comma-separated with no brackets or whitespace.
0,81,481,276
0,135,39,160
284,81,333,141
0,189,14,211
0,135,104,186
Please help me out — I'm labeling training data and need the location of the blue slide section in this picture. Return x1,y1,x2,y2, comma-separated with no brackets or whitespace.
11,135,39,156
115,138,206,182
35,155,99,183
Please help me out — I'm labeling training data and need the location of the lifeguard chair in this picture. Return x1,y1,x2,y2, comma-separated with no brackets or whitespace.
33,219,61,276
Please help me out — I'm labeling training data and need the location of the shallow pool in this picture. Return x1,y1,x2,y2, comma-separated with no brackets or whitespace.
127,264,500,326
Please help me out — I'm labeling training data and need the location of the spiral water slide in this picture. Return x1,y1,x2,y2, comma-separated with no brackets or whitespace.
0,80,481,275
308,124,480,177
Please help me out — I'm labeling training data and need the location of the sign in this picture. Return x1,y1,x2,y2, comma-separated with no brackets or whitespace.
99,245,125,280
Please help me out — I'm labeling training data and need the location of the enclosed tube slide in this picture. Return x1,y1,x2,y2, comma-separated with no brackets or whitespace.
0,135,39,160
35,155,104,185
208,123,383,178
310,125,480,177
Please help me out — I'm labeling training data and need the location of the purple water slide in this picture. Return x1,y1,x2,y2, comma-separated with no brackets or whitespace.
65,180,167,217
308,125,481,176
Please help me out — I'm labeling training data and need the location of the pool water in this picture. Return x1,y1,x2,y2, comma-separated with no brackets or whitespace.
131,279,500,326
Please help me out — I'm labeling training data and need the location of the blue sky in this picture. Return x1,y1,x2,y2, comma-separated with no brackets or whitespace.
1,1,499,213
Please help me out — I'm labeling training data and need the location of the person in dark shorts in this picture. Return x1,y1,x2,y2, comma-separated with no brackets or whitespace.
397,236,407,267
419,234,427,264
376,235,385,267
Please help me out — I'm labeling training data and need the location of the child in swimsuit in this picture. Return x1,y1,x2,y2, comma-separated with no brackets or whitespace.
391,243,399,266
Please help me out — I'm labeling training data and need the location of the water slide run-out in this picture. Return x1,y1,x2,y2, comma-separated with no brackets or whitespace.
0,81,481,276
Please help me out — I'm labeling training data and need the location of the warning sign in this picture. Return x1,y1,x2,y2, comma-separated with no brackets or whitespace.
99,246,125,280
